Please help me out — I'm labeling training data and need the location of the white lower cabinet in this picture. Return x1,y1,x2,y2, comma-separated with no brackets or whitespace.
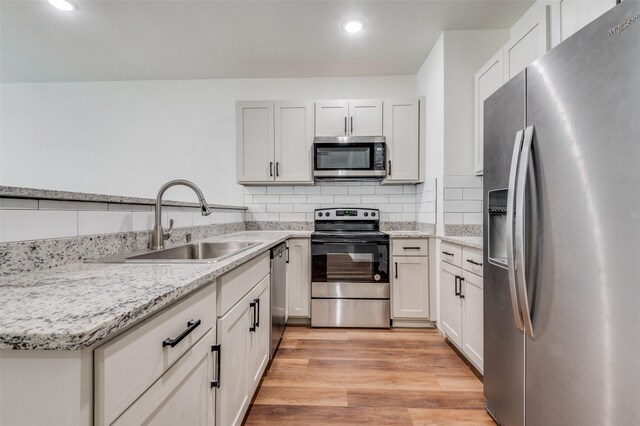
286,238,310,319
392,257,429,319
112,329,216,426
216,274,270,426
440,244,484,373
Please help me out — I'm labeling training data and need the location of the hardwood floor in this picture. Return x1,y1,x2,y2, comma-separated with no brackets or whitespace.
243,326,494,425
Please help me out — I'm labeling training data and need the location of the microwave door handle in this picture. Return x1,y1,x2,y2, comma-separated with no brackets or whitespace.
344,117,347,135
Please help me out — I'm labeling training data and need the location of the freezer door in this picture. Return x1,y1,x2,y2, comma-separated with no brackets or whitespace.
483,73,526,426
524,2,640,425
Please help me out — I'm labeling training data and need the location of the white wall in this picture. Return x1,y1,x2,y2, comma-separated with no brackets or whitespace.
0,75,416,206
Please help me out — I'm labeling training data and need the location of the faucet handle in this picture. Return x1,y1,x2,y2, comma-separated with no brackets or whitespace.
164,219,174,241
186,232,192,243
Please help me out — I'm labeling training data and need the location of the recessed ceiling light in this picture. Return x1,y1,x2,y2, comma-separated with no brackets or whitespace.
47,0,78,12
343,19,365,34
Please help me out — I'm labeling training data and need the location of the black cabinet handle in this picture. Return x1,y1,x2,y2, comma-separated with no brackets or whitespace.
254,298,260,327
269,162,273,177
403,246,421,250
459,277,466,299
388,160,392,176
466,259,482,266
454,276,460,297
276,162,280,177
163,319,201,348
285,246,290,264
395,262,398,279
442,251,454,256
249,301,257,332
350,116,353,133
210,344,221,388
344,117,347,134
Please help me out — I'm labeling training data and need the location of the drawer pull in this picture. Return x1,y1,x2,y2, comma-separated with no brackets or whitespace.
466,259,483,266
403,246,422,250
442,251,454,256
162,319,201,348
210,344,221,389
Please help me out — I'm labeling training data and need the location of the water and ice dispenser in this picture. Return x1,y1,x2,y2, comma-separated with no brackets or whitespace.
488,189,508,268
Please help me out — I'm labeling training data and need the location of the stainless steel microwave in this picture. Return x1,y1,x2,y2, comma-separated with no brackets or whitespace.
313,136,387,180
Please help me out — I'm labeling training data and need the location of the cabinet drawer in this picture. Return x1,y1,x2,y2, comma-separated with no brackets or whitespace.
95,283,216,426
218,252,270,317
392,239,428,257
440,242,462,267
462,247,484,277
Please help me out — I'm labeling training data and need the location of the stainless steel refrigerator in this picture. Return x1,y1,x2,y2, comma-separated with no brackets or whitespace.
483,2,640,425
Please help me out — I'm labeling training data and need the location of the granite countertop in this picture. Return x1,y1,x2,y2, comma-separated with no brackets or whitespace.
0,231,310,351
439,235,483,250
385,231,435,239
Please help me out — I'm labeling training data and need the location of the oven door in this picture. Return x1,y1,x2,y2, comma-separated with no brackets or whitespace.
311,238,389,297
313,142,386,177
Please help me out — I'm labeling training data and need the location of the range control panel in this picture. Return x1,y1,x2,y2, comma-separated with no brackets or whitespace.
315,208,379,221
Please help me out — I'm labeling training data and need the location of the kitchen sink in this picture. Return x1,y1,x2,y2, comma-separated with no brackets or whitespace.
93,241,261,264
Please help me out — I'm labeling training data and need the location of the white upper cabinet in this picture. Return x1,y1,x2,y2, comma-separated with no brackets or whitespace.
348,99,383,136
384,98,419,182
315,100,349,136
315,99,382,137
560,0,615,41
474,49,505,175
274,101,314,182
236,101,274,183
237,100,313,184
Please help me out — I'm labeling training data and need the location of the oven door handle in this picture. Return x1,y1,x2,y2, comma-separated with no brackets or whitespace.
311,239,390,244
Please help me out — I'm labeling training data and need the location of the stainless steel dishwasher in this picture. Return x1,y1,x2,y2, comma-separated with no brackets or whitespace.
270,243,287,358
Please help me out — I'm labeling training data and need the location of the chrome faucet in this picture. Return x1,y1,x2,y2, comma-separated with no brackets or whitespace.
151,179,212,250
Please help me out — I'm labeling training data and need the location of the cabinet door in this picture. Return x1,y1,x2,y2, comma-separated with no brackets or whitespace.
348,99,383,136
248,276,271,393
236,101,275,183
112,329,216,426
462,271,484,373
560,0,615,41
384,98,419,181
504,3,550,80
392,256,429,319
216,294,251,426
274,101,314,183
315,100,349,136
440,262,463,348
474,49,504,175
286,239,311,318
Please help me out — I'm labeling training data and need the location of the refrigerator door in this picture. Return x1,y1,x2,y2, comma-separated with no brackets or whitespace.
525,2,640,425
483,73,526,426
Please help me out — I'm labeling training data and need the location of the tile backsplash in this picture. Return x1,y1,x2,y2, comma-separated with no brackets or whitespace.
243,182,418,223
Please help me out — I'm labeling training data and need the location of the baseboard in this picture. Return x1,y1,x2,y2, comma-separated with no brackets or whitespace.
391,319,436,328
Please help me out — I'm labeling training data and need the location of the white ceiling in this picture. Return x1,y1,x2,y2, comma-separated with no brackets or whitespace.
0,0,533,83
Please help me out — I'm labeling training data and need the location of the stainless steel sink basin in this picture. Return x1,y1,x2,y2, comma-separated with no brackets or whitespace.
93,241,261,264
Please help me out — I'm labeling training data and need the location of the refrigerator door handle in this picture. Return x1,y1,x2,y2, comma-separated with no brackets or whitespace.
515,125,536,339
507,129,525,332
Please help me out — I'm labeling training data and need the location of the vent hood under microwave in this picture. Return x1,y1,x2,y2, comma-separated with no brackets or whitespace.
313,136,387,181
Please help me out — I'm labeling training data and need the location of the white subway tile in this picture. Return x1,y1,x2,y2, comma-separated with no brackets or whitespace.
267,186,294,195
463,188,483,200
246,203,268,213
444,188,463,200
279,195,306,204
78,211,133,236
443,175,483,188
251,213,279,222
388,212,416,221
0,198,38,210
279,212,307,222
444,213,463,224
294,203,320,213
463,213,483,225
403,185,417,194
0,210,78,242
108,203,152,212
348,186,376,195
252,194,280,204
294,186,321,195
307,195,334,204
361,195,389,204
388,195,415,204
375,186,404,195
306,212,316,221
192,212,212,226
443,200,482,213
403,203,417,213
377,203,404,213
321,186,348,195
164,211,193,228
132,212,155,231
267,204,293,213
334,181,359,186
210,211,226,224
243,195,253,205
244,186,267,194
39,200,109,211
334,195,360,204
225,212,244,223
379,212,390,221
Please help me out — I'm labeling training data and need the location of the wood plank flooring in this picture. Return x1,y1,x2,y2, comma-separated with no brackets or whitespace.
243,327,494,425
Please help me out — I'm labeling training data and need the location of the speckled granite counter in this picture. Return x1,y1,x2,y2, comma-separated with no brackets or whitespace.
385,231,435,239
0,231,310,351
439,236,483,250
